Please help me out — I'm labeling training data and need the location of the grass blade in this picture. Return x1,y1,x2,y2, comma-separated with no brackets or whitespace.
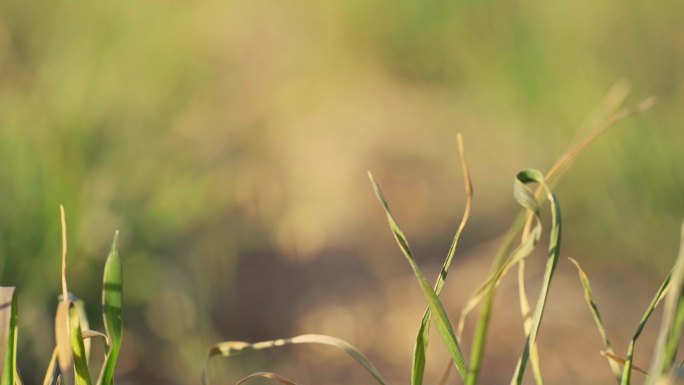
568,258,622,383
202,334,388,385
648,222,684,384
42,348,59,385
602,351,648,375
97,232,123,385
621,268,673,385
0,288,17,385
466,176,546,385
70,304,92,385
235,372,301,385
411,134,473,385
509,169,562,385
369,172,470,382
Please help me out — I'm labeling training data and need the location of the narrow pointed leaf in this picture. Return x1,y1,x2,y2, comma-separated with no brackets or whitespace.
621,268,672,385
97,232,122,385
369,172,469,382
647,222,684,385
569,258,622,383
202,334,388,385
412,134,473,385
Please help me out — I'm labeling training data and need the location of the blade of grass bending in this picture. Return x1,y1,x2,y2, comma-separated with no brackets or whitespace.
70,304,92,385
517,259,544,385
235,372,301,385
568,258,622,383
509,170,561,385
202,334,388,385
369,172,470,382
411,134,473,385
0,288,17,385
97,232,122,385
466,176,545,385
621,268,673,385
648,222,684,384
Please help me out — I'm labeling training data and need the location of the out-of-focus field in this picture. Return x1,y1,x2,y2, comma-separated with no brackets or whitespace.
0,1,683,384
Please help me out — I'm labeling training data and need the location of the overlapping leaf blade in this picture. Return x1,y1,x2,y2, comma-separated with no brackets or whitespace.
509,169,562,385
369,172,470,383
411,134,473,385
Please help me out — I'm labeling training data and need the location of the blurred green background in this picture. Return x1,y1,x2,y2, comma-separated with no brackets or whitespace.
0,1,682,384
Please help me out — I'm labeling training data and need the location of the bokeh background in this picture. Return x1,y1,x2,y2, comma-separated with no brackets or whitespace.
0,1,683,384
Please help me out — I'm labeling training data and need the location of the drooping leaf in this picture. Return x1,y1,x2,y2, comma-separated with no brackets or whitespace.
202,334,388,385
235,372,300,385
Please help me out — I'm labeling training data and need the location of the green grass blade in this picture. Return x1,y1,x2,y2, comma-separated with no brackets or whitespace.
621,268,673,385
74,299,91,361
467,177,545,385
647,222,684,384
97,232,123,385
509,169,562,385
369,172,470,382
202,334,388,385
568,258,622,383
235,372,301,385
69,304,92,385
0,288,17,385
411,134,473,385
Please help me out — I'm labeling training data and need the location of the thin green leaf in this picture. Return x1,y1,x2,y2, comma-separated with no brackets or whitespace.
202,334,388,385
74,300,91,360
509,169,562,385
97,231,123,385
235,372,301,385
568,258,622,383
411,134,473,385
621,268,673,385
70,304,92,385
0,288,17,385
648,222,684,385
467,180,545,385
369,172,469,382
